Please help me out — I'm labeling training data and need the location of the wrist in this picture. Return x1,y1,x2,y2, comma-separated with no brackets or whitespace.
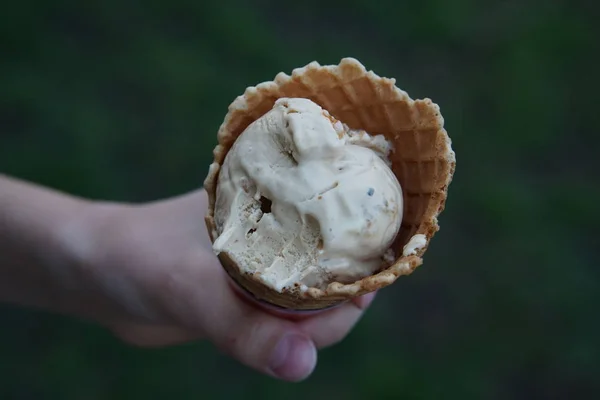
56,200,118,280
57,199,169,326
50,199,131,323
0,175,138,325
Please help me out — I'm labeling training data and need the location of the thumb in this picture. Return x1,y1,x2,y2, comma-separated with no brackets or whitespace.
214,310,317,382
192,268,318,381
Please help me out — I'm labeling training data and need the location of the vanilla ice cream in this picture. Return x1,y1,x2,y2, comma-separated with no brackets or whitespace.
212,98,403,292
402,234,427,256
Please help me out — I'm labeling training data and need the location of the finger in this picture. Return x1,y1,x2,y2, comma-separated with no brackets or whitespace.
171,251,318,382
299,292,377,349
352,291,377,310
110,321,202,348
202,273,317,382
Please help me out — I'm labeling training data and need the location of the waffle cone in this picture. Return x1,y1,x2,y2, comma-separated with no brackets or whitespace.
204,57,456,310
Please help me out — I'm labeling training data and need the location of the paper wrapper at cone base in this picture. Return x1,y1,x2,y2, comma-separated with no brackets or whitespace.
204,57,456,311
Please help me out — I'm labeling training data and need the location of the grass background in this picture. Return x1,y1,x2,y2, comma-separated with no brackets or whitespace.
1,0,599,398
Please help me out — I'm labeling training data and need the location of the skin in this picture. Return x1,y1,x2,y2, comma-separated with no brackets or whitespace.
0,174,376,382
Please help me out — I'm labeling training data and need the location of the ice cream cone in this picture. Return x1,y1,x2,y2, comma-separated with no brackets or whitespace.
204,57,456,311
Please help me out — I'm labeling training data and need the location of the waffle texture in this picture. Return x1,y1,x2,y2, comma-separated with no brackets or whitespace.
204,58,456,310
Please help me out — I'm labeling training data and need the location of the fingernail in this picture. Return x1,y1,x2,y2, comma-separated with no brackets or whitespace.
354,292,377,310
269,333,317,382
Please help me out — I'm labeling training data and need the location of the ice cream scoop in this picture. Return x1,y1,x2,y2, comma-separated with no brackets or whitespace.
212,97,403,293
203,58,456,311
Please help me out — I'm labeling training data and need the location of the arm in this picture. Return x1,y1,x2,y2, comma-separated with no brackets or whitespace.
0,173,375,382
0,174,118,321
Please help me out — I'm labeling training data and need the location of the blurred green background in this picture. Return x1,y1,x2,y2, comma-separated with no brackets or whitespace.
1,0,598,398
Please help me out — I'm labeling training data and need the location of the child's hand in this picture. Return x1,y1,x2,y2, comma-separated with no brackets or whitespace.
78,189,376,382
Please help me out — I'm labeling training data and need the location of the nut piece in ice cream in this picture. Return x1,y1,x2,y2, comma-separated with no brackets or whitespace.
204,58,456,310
212,97,403,293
